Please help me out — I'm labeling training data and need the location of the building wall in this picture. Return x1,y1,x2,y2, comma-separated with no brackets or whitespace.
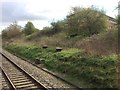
108,16,117,30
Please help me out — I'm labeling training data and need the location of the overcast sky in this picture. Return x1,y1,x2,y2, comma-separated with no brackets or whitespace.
0,0,119,31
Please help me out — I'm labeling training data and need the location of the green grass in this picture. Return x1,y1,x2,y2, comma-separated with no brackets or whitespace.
5,44,118,88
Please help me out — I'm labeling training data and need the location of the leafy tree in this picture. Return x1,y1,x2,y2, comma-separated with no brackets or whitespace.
37,20,67,37
51,21,61,34
2,22,22,39
50,19,68,34
42,26,52,31
67,6,108,37
56,20,68,32
40,26,53,36
23,21,38,35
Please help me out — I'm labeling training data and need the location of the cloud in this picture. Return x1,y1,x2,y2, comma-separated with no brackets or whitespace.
0,0,119,31
1,1,48,25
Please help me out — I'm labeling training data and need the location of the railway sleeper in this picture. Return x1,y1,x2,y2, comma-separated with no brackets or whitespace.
4,70,23,74
10,77,29,81
8,72,23,75
2,86,10,89
18,86,40,90
15,83,37,89
9,75,27,79
10,76,28,79
14,81,33,86
12,79,31,83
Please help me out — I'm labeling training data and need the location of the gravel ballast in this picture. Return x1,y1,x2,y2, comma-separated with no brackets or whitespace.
2,50,76,89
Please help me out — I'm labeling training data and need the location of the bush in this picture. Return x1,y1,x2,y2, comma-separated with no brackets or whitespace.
67,6,108,37
2,23,22,39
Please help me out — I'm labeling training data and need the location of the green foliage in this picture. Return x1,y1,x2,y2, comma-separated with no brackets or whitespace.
39,20,67,36
51,22,61,34
5,44,118,88
51,20,68,33
24,6,110,43
23,21,38,35
26,19,68,40
40,27,56,36
54,49,82,61
67,6,108,37
26,25,61,40
2,22,22,39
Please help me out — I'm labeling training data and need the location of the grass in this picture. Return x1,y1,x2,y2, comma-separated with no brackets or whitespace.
9,30,118,56
4,43,118,88
3,29,118,88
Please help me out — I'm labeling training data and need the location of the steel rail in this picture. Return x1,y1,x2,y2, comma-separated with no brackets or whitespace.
1,53,47,90
2,50,83,90
1,67,16,90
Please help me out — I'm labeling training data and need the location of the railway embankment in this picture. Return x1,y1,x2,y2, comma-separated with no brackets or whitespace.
4,44,118,88
2,49,77,89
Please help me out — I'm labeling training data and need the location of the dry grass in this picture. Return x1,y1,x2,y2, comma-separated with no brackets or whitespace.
74,30,118,55
3,29,119,88
30,30,118,56
6,30,118,56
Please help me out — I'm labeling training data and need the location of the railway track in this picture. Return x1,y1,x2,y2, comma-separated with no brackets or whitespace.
11,53,83,89
1,53,47,90
1,67,14,90
2,50,83,90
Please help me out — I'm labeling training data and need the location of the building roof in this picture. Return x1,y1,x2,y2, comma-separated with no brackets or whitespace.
105,15,117,22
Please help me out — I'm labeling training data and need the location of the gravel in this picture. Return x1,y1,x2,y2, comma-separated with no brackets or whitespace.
2,50,76,89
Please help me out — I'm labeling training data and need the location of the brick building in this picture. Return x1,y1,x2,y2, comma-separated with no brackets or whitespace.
107,15,117,30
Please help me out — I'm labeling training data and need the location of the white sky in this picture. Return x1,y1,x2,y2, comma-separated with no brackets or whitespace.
0,0,119,31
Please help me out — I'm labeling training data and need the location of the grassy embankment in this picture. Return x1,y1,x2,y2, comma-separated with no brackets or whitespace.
2,6,119,89
3,28,118,88
5,43,118,88
12,30,118,56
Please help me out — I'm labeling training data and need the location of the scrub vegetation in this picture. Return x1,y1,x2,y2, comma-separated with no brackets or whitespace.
2,6,119,88
5,44,118,88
